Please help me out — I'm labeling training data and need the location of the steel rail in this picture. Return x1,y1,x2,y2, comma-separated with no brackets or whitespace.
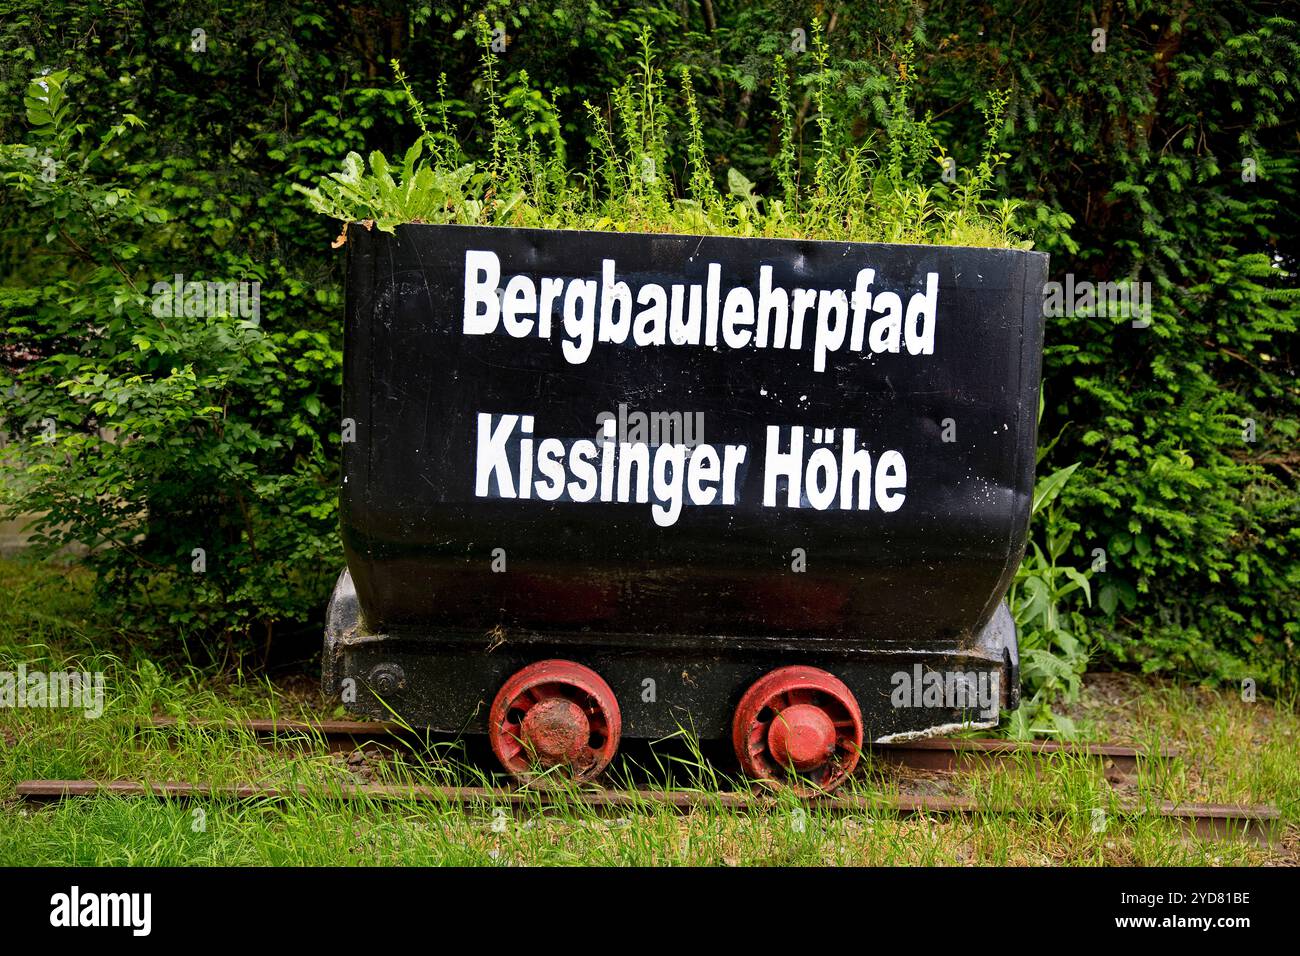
15,778,1280,846
138,716,1175,783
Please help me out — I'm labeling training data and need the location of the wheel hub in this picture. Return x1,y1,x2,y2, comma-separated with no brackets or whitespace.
520,697,590,765
766,703,836,771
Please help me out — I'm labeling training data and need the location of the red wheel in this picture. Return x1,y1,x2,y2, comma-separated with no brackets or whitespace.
732,666,863,794
489,660,621,783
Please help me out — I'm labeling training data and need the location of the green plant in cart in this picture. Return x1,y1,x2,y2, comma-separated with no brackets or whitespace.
295,19,1026,250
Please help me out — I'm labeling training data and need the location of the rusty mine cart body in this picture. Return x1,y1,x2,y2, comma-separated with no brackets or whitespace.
324,222,1048,791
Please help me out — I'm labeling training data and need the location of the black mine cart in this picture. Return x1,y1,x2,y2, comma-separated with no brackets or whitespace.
324,222,1048,790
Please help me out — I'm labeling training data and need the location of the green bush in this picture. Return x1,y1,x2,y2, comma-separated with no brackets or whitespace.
972,6,1300,694
0,70,340,661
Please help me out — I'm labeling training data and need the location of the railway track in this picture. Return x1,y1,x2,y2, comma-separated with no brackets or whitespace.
15,778,1280,845
12,717,1282,846
134,716,1167,783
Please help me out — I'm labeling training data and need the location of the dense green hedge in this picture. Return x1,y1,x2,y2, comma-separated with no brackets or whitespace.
1,1,1295,694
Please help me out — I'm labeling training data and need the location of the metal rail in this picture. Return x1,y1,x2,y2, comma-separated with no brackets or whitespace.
15,778,1280,846
139,716,1174,784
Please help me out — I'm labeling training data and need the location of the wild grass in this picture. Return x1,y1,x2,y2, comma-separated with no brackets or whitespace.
296,19,1026,249
1,556,1294,866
